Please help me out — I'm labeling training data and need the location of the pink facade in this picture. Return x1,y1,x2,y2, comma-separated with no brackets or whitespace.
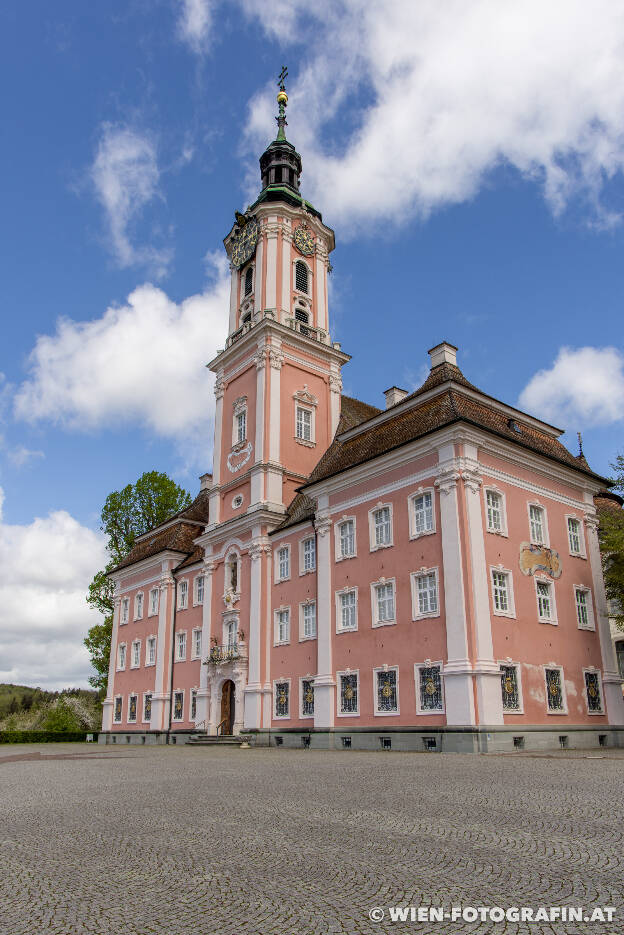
102,89,624,751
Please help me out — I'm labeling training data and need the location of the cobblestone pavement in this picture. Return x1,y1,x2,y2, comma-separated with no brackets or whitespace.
1,745,623,935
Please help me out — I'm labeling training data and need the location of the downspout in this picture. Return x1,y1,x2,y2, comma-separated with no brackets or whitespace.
167,579,178,740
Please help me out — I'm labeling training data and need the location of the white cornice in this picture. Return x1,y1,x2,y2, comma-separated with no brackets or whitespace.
108,550,190,583
207,317,350,373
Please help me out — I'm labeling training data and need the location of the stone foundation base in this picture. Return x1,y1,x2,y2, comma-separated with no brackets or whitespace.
98,729,197,746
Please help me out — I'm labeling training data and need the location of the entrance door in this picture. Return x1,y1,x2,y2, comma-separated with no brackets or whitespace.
220,680,235,735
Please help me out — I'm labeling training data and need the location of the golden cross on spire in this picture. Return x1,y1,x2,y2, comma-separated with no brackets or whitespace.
278,65,288,91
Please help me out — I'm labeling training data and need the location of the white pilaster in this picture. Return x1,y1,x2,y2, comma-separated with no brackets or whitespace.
268,345,283,466
585,512,624,724
315,253,326,332
101,591,121,730
262,546,273,728
281,223,291,322
254,235,264,310
196,559,215,728
435,451,475,725
329,371,342,438
254,347,266,465
265,222,278,309
228,263,238,333
244,539,269,729
151,571,174,731
314,499,335,728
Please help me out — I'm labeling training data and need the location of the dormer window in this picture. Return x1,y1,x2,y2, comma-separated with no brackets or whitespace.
244,266,253,297
295,260,309,294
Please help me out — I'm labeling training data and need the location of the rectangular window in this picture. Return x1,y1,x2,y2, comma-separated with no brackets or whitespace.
301,679,315,717
120,598,129,625
339,519,355,558
374,582,395,624
178,580,188,610
134,593,143,619
143,693,152,722
373,506,391,547
172,691,184,721
278,546,290,580
275,681,290,718
413,571,438,616
584,671,603,713
146,636,156,666
417,665,443,712
413,492,433,535
176,631,187,661
500,665,521,711
192,629,202,658
113,697,122,722
190,689,198,720
339,673,359,715
486,490,503,532
117,644,126,669
375,669,398,714
567,517,582,555
575,588,593,629
149,588,159,616
195,575,205,605
536,580,554,622
545,668,565,712
296,406,312,441
529,505,545,544
128,694,137,723
338,590,357,631
131,640,140,668
236,409,246,443
492,570,511,614
276,609,290,644
302,537,316,572
302,602,316,639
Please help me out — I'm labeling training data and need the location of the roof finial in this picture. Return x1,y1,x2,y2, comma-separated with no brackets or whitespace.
276,65,288,141
577,431,583,456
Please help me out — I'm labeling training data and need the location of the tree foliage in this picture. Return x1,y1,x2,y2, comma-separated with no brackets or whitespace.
599,454,624,632
85,471,192,693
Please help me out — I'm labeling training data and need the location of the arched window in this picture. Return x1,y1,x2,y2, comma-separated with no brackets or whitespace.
244,266,253,296
295,260,309,294
295,306,309,324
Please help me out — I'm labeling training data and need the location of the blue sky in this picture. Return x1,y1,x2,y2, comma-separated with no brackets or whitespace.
2,1,624,689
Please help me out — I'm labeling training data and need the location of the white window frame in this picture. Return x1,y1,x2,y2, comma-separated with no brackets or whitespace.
335,587,358,633
127,693,138,724
274,543,291,583
145,636,156,667
243,263,254,298
130,639,141,669
535,576,557,625
368,502,394,552
299,677,315,719
178,579,189,610
294,403,315,445
148,588,159,617
134,591,144,621
334,516,357,561
231,396,248,447
565,514,586,558
176,630,187,661
498,660,524,714
371,578,396,628
582,668,605,715
408,488,436,539
117,642,127,671
293,257,312,296
142,692,152,723
299,535,316,575
113,696,123,723
224,551,241,595
172,689,185,722
527,501,550,546
273,679,291,720
336,669,360,717
191,628,202,659
483,485,508,536
274,606,291,645
414,662,445,715
373,666,400,716
490,567,516,618
574,585,595,630
299,601,317,641
190,688,198,721
410,567,440,620
543,665,568,715
194,575,205,606
120,597,129,626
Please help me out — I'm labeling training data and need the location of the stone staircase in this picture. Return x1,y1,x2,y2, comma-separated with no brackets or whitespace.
187,733,251,747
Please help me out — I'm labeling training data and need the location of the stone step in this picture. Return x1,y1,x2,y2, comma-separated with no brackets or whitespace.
187,735,250,746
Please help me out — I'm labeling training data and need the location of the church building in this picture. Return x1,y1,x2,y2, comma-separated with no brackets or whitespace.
100,80,624,752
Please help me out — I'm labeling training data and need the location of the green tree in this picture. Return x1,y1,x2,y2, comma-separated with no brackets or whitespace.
85,471,192,693
598,454,624,632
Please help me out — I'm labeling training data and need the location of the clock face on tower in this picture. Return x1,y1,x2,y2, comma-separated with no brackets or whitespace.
231,217,259,268
293,225,315,256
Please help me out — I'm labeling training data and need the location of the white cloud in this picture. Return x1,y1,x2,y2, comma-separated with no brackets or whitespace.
241,0,624,230
177,0,214,54
91,124,172,276
0,487,107,690
518,346,624,428
6,447,45,469
13,255,230,467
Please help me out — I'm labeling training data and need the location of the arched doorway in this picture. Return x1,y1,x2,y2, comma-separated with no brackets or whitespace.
220,680,236,735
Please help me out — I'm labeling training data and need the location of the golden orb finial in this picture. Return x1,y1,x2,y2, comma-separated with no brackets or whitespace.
277,89,288,105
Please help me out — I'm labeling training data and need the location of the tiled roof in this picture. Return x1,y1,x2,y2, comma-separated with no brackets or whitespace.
176,545,204,570
595,489,624,514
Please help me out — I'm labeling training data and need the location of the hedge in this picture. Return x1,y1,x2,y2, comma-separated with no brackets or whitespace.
0,730,96,744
